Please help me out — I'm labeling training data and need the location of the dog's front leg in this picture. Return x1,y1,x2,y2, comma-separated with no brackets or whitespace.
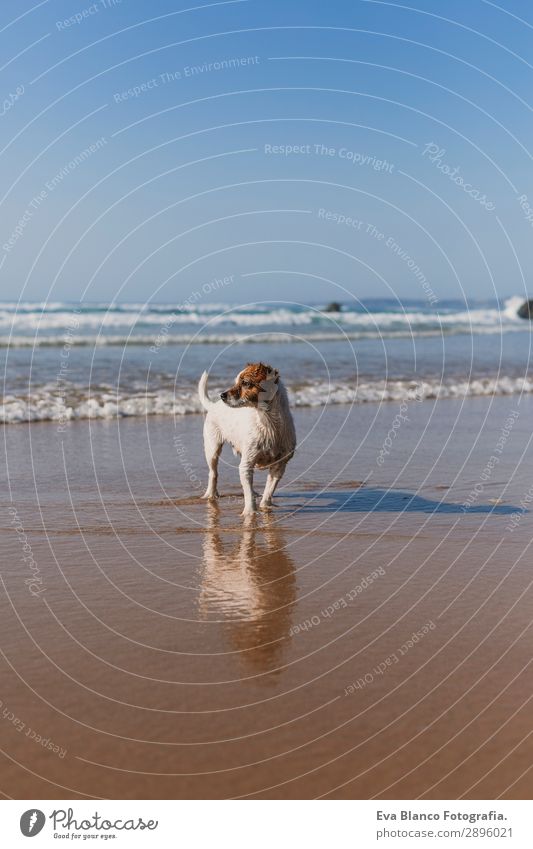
202,431,222,500
239,459,256,515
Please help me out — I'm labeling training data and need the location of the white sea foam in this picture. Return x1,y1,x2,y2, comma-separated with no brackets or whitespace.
0,331,475,348
2,375,532,423
1,324,528,349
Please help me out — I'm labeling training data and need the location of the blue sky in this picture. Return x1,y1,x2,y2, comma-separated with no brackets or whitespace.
1,0,533,305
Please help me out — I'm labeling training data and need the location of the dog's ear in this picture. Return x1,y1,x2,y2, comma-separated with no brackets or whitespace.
258,370,279,409
263,364,279,383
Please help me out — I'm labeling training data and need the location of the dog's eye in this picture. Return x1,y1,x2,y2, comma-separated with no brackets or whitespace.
242,380,252,388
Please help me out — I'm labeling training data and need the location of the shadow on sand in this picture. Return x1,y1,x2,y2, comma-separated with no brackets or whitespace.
280,487,522,515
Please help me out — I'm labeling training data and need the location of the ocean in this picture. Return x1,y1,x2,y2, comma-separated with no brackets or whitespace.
1,296,531,423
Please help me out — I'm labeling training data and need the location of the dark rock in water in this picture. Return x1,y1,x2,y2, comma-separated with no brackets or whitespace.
324,301,342,312
517,300,533,319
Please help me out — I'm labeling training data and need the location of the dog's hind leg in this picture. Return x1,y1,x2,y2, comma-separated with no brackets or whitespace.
260,461,286,510
201,424,222,500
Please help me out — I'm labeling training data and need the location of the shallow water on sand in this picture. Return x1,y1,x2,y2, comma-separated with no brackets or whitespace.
1,397,533,798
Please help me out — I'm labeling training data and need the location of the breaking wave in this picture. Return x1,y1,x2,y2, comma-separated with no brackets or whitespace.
0,296,527,346
2,375,532,423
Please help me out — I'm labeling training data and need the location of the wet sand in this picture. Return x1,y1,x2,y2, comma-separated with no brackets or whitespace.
1,394,533,799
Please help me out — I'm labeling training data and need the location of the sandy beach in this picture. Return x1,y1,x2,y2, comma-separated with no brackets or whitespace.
2,393,533,799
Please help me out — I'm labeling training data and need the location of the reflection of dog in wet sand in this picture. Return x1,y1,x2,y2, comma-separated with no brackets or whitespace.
198,363,296,516
198,504,296,673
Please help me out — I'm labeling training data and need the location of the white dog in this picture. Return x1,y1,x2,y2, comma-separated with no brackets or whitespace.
198,362,296,515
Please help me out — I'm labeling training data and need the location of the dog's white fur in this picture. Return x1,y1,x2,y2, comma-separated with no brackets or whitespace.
198,365,296,515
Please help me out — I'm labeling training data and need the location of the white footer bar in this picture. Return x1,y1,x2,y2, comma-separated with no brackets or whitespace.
2,800,529,848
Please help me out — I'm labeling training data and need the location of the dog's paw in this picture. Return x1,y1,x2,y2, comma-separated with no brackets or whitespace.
241,513,257,527
259,500,273,511
201,490,219,501
240,507,257,517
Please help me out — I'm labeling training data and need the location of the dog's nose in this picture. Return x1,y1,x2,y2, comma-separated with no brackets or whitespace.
220,391,228,401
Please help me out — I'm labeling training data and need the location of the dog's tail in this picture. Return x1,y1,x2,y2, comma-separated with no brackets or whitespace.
198,370,215,411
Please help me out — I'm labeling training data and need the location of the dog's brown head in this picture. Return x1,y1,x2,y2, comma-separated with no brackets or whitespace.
220,362,280,408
